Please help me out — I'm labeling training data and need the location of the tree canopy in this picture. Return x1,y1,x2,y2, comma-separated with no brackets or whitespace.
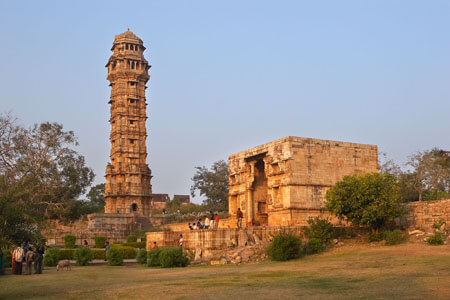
190,160,228,211
379,149,450,202
0,113,95,247
325,173,405,230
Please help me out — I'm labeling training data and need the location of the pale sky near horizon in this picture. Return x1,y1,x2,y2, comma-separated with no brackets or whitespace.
0,1,449,203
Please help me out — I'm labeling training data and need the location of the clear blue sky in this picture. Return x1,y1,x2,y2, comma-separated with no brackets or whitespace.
1,1,449,203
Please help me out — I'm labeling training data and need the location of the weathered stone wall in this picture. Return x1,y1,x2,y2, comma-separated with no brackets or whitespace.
228,136,378,227
146,227,303,260
400,199,450,231
44,213,146,246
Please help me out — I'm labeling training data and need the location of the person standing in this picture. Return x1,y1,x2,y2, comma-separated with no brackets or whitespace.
10,249,15,274
215,214,220,229
204,216,210,230
34,245,44,274
210,213,215,229
0,249,4,275
105,241,110,261
25,248,34,275
236,208,243,229
179,234,183,248
12,246,24,275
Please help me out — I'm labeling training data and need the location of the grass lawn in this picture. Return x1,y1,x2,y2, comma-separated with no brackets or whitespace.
1,243,449,300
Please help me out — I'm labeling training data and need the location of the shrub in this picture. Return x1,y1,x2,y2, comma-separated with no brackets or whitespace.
136,249,147,264
432,219,446,230
107,248,123,266
305,217,334,245
326,173,405,230
3,250,12,268
111,244,137,259
64,235,77,248
305,238,324,254
159,248,189,268
74,247,93,266
385,230,404,245
126,234,138,243
59,249,75,260
147,248,161,267
123,242,146,249
427,232,444,245
367,231,385,242
95,236,107,248
44,247,60,267
268,233,302,261
92,249,108,260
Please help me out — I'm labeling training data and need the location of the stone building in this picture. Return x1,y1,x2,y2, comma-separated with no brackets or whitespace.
104,29,153,216
228,136,378,227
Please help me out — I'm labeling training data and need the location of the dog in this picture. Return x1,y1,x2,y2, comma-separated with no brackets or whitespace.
56,259,71,271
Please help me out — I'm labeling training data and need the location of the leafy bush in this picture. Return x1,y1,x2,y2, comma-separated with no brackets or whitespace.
432,219,446,230
95,236,107,248
107,248,123,266
147,248,161,267
44,247,61,267
159,248,189,268
3,250,12,268
427,232,444,245
136,249,147,264
367,231,385,242
326,173,405,230
305,217,334,245
92,249,108,260
111,244,137,259
305,238,324,254
268,233,302,261
74,247,93,266
59,249,75,260
126,234,138,243
123,242,146,249
384,230,405,245
64,235,77,248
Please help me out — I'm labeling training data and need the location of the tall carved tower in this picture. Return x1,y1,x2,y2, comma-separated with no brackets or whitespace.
104,30,152,216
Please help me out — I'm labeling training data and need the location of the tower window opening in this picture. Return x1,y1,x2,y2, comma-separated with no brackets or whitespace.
129,120,135,125
128,81,136,86
136,62,139,69
127,61,130,69
129,139,135,144
131,62,135,69
126,44,129,50
112,120,115,124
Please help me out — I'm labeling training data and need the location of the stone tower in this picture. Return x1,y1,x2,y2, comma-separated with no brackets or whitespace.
104,29,153,216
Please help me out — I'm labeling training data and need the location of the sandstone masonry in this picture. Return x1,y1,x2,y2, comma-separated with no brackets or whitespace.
104,30,153,216
228,136,378,227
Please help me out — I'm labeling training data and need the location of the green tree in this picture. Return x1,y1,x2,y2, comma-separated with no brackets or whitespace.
86,183,106,212
406,149,450,201
325,173,405,230
190,160,228,211
0,113,95,247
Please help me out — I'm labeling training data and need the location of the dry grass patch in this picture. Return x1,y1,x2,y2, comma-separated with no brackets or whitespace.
0,243,449,300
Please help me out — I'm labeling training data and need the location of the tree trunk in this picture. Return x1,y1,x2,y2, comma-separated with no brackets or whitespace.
418,192,423,202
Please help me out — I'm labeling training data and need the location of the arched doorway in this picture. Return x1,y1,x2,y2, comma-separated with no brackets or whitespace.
253,159,268,225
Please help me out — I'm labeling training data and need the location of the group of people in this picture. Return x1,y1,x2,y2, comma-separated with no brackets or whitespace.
188,213,220,230
9,243,45,275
